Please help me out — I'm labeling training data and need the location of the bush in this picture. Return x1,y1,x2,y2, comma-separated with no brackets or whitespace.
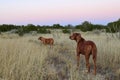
62,29,71,34
37,28,51,34
18,31,24,36
0,24,18,32
16,28,24,36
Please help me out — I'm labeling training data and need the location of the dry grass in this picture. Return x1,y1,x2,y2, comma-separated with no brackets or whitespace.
0,32,120,80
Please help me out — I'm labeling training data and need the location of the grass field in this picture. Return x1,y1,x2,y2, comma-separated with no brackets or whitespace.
0,31,120,80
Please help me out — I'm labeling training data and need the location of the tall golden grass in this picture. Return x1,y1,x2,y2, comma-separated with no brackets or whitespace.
0,32,120,80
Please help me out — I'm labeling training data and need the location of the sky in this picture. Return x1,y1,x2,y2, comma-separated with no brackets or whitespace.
0,0,120,26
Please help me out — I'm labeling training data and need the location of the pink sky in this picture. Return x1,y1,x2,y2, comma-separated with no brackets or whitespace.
0,0,120,25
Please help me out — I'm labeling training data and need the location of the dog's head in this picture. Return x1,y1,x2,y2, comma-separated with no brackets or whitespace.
69,33,82,42
38,37,42,40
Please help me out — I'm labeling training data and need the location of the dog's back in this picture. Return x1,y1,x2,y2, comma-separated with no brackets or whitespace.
45,38,54,45
78,40,97,56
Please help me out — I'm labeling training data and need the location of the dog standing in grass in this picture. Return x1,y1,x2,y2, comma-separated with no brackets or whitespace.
38,37,54,47
69,33,97,75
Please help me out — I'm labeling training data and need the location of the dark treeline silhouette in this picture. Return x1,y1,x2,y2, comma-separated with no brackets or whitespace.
75,21,106,32
0,19,120,34
106,19,120,33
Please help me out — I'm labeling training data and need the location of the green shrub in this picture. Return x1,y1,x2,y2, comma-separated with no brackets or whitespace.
37,28,51,34
18,31,24,36
16,28,24,36
62,29,71,34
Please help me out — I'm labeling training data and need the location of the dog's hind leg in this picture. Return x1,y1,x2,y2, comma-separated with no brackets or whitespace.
92,45,97,75
93,56,96,75
85,54,90,73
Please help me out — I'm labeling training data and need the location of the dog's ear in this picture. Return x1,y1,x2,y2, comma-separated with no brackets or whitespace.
81,37,85,41
38,37,42,40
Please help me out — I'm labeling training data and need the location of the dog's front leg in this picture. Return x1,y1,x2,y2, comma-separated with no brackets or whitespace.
76,47,80,70
76,53,80,70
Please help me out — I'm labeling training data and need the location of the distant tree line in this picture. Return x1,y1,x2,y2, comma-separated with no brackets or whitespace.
75,21,106,32
0,19,120,34
106,19,120,33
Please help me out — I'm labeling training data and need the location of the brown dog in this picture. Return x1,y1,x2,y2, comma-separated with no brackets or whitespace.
69,33,97,75
38,37,54,46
